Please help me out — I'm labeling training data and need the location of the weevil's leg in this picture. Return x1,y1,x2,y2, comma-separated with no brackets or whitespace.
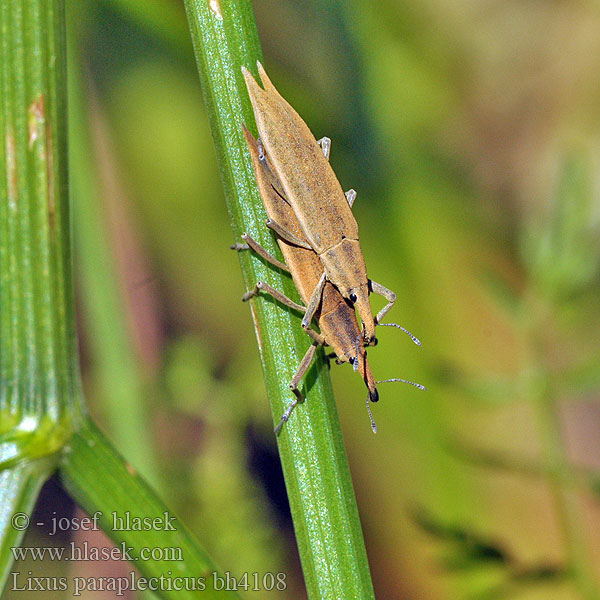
275,341,320,434
290,341,319,392
324,352,337,369
242,281,305,313
305,327,326,346
266,218,313,250
301,272,327,330
317,137,331,160
345,189,356,208
369,279,397,326
242,281,326,342
231,233,289,272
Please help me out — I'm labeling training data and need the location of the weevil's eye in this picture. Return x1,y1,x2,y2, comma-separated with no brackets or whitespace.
349,293,358,303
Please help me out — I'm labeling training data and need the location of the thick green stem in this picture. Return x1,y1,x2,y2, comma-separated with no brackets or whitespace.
0,0,82,590
0,0,83,468
183,1,375,598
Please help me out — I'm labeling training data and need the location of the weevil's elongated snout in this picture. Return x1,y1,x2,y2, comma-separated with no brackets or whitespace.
353,341,378,402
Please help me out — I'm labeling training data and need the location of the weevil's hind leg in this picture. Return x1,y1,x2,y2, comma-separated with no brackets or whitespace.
242,281,326,343
345,189,356,208
266,218,313,250
231,233,289,272
275,341,320,434
242,281,305,313
369,279,397,326
317,137,331,160
301,272,327,330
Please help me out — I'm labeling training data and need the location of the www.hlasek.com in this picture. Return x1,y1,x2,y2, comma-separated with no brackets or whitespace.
12,541,182,563
9,571,288,595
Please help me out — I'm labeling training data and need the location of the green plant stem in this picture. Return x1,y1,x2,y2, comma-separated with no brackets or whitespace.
0,0,81,589
0,0,83,469
183,1,375,598
0,458,58,590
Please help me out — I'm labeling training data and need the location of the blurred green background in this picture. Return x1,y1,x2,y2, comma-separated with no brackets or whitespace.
13,0,600,598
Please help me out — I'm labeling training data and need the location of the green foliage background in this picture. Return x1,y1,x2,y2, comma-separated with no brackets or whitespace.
11,1,600,598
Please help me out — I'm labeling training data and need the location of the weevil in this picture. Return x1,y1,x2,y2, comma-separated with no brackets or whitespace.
242,62,398,345
234,126,424,433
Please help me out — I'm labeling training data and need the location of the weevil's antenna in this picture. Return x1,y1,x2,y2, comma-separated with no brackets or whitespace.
353,334,360,372
378,323,421,346
378,378,426,391
366,395,377,434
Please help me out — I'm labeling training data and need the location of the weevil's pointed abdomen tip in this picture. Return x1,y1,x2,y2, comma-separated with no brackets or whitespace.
369,388,379,403
242,65,257,86
256,61,275,91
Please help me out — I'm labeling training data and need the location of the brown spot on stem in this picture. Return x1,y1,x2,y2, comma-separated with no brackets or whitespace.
28,95,56,235
209,0,223,19
5,129,18,211
28,95,45,149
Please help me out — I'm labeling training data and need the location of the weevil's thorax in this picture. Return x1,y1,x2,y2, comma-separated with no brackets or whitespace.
320,238,376,343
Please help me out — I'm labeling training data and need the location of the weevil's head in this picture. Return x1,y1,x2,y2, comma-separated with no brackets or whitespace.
348,285,377,345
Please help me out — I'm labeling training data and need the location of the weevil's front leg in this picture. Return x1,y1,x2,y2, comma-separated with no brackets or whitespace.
231,233,289,272
301,272,327,330
275,340,320,434
369,279,397,325
265,218,313,250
